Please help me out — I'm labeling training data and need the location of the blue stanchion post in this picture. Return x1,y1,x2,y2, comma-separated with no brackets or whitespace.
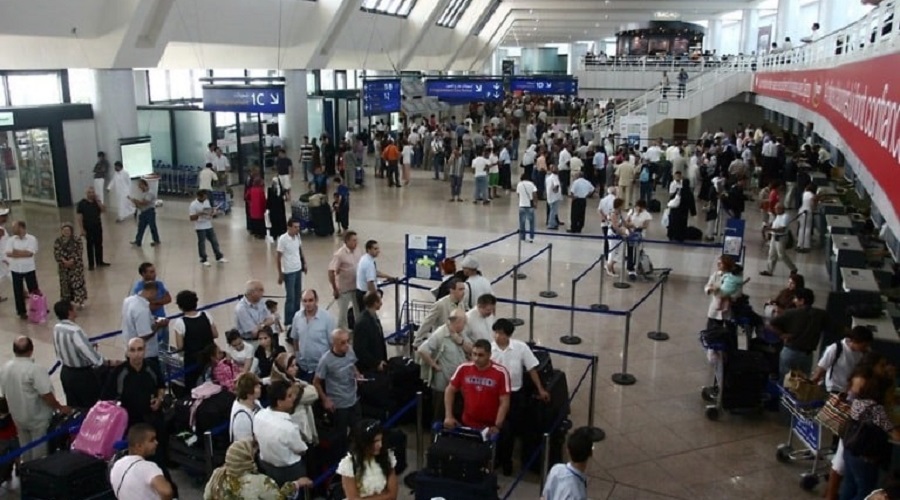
560,279,582,345
647,269,672,342
528,301,536,344
587,354,606,442
613,237,631,290
538,243,558,299
510,262,524,327
612,312,637,385
515,230,527,280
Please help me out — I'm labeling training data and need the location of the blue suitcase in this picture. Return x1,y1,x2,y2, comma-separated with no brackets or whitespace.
355,165,364,187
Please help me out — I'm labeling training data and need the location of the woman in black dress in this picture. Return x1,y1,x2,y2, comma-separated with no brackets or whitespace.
267,176,287,240
667,178,697,242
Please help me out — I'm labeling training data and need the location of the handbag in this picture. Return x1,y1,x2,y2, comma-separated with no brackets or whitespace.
843,407,891,464
667,194,682,209
815,392,852,435
661,208,670,228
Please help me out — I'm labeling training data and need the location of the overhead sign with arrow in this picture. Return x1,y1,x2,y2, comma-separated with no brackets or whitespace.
202,85,286,113
363,79,402,116
425,79,505,102
509,77,578,95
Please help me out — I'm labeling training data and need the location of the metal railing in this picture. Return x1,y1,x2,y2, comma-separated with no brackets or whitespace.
579,55,753,72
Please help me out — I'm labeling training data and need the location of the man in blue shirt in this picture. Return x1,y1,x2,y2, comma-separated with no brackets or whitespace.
542,426,593,500
291,289,337,377
131,262,172,349
568,172,595,234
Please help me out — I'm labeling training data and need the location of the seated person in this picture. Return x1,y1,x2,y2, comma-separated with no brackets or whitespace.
230,372,262,443
337,419,398,500
205,439,312,499
199,343,243,392
253,380,308,487
110,423,174,500
443,339,511,438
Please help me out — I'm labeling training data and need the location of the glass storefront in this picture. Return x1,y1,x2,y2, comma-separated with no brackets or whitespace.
0,129,55,205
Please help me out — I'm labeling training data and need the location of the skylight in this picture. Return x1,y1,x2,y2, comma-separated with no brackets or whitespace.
437,0,471,28
361,0,417,18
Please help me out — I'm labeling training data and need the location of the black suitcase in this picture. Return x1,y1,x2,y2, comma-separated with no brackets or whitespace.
387,356,432,425
414,470,498,500
426,428,493,482
311,204,334,236
685,226,704,241
533,369,570,431
387,427,408,475
722,350,769,410
359,371,394,420
522,348,553,396
20,450,112,500
648,199,662,213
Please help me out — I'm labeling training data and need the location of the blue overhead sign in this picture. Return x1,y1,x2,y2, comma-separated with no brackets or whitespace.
510,77,578,95
363,79,401,116
425,79,505,102
202,86,285,113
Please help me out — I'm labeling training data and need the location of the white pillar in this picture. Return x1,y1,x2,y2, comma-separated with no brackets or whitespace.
279,69,309,156
776,0,800,44
92,69,139,164
818,0,839,34
707,19,724,54
132,70,149,107
740,8,761,55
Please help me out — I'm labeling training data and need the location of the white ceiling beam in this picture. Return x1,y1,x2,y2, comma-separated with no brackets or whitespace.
305,0,362,69
442,0,512,71
397,0,451,70
506,0,755,12
467,13,517,71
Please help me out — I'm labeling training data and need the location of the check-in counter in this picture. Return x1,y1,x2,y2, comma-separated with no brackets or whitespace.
830,235,867,290
841,267,881,293
810,172,829,187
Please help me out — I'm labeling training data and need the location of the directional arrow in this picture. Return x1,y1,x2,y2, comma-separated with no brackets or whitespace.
270,93,281,105
493,83,501,90
493,92,499,98
546,82,553,89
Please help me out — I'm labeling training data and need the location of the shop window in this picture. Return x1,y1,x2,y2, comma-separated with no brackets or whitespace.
7,73,63,106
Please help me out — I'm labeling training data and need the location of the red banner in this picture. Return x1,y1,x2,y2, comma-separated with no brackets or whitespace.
752,53,900,220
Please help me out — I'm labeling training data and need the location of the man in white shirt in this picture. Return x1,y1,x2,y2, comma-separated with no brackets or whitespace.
4,220,39,319
488,147,500,199
491,318,549,475
811,326,872,393
625,200,653,280
516,172,537,243
198,163,218,191
254,380,309,485
464,294,497,342
557,146,572,195
669,170,683,196
760,203,797,276
543,427,593,500
355,239,395,312
522,145,537,180
277,219,307,326
189,190,227,267
597,187,617,258
797,184,817,252
568,171,595,234
592,148,607,191
472,150,490,204
213,147,230,186
545,165,563,230
204,143,217,167
109,423,174,500
109,161,134,222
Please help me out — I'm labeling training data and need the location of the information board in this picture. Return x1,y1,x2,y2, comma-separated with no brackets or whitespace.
363,79,401,116
722,218,746,264
405,234,447,281
425,79,505,102
509,77,578,95
202,86,285,113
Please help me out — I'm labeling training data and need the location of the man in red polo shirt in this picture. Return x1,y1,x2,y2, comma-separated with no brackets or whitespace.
443,339,511,437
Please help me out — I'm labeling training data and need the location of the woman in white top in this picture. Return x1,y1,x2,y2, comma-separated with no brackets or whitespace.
400,140,413,186
337,419,398,500
230,372,262,442
797,183,817,252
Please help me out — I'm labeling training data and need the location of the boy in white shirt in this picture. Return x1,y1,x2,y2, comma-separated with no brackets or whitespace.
810,326,873,393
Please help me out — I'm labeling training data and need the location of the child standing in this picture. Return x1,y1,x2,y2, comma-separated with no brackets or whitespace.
265,299,284,347
332,176,350,235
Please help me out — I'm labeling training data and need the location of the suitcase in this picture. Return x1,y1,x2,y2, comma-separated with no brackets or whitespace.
20,450,113,500
648,199,662,213
387,427,408,475
426,427,494,482
414,470,498,500
523,349,553,393
722,350,769,410
532,369,570,431
355,165,364,187
291,201,311,231
47,409,85,454
311,204,334,236
387,356,432,425
685,226,704,241
359,371,394,421
209,190,231,214
71,401,129,460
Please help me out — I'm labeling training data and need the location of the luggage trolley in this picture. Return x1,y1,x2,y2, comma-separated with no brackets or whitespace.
775,386,830,491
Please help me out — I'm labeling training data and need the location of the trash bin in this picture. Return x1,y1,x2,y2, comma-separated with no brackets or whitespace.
142,174,160,198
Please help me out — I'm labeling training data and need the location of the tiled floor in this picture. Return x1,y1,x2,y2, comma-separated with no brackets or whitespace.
0,163,830,499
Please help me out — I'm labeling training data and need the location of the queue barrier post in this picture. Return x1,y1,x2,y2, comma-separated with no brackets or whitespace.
510,261,524,327
416,391,424,470
590,252,609,311
528,301,536,344
203,430,215,477
586,355,606,442
647,270,671,342
538,243,558,299
560,280,582,345
540,432,551,492
611,312,637,385
516,231,527,280
613,238,631,290
388,279,407,348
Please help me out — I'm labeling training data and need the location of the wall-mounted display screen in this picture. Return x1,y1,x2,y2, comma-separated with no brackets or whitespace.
120,137,153,179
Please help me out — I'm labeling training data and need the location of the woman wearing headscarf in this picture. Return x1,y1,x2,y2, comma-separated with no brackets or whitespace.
666,178,697,242
53,222,87,308
270,352,319,445
204,439,312,499
267,176,288,241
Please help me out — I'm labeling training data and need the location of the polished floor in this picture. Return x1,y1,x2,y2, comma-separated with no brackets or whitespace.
0,163,830,499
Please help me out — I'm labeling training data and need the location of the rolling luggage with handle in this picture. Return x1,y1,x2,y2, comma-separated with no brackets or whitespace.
311,204,334,236
426,426,494,482
722,349,769,410
414,470,498,500
20,450,113,500
71,401,129,460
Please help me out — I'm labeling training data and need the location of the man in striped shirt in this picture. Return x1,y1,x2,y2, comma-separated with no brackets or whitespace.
300,136,314,182
52,299,120,408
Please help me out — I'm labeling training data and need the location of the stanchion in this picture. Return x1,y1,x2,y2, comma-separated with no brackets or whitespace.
590,254,609,311
560,280,582,345
388,280,406,347
516,232,527,280
203,431,215,476
612,312,637,385
647,270,671,341
528,301,536,344
612,241,631,289
586,355,606,442
540,432,551,491
510,264,524,327
539,243,558,298
404,391,425,489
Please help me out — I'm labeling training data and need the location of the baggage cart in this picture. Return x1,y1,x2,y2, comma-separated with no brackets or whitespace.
160,347,185,393
699,327,768,420
775,385,831,491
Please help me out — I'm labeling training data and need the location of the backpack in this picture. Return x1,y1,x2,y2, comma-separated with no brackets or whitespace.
188,382,223,430
639,164,651,183
827,341,844,384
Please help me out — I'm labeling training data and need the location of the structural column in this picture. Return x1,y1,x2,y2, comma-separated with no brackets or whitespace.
278,69,309,156
707,19,724,54
776,0,800,44
91,69,139,164
740,8,761,54
817,0,840,34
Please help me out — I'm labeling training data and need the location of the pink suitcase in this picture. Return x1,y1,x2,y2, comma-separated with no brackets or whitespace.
71,401,129,460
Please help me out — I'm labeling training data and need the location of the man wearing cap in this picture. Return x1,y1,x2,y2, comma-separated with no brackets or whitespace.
460,256,493,311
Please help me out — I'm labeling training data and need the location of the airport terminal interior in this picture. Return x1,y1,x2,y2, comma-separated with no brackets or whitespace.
0,0,899,499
